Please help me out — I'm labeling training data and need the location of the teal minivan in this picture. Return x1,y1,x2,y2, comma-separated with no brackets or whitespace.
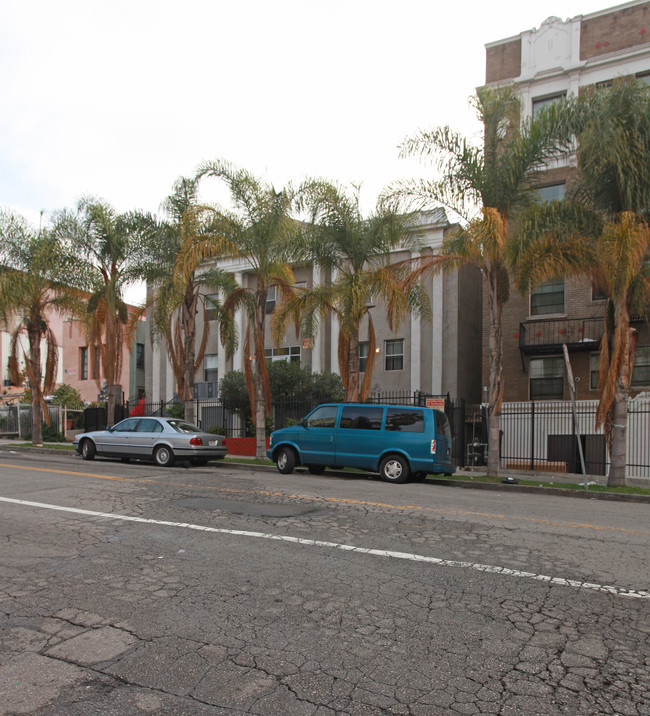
267,403,455,483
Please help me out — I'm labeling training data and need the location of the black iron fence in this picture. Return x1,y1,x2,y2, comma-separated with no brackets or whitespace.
497,399,650,479
79,392,650,477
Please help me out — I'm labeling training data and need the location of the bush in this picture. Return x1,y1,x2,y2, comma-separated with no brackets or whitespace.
50,384,83,408
164,402,184,419
206,424,228,436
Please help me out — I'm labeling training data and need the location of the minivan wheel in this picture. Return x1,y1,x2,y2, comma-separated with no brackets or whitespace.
276,447,296,474
154,445,175,467
379,454,410,484
306,464,326,475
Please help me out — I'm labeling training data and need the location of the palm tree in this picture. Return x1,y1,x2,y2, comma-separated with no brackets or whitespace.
196,160,303,458
273,180,431,402
0,210,81,444
54,199,152,427
144,177,237,424
513,80,650,486
389,85,575,476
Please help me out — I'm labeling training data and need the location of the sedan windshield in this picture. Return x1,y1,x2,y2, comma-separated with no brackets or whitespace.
167,420,202,434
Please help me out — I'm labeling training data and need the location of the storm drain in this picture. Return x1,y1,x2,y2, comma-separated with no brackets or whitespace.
173,496,330,518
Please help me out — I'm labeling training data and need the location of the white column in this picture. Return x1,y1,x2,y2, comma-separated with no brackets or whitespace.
431,271,443,394
233,272,244,371
217,288,227,384
311,266,322,373
410,252,421,392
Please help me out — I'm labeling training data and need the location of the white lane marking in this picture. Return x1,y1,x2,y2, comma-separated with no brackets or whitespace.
1,495,648,600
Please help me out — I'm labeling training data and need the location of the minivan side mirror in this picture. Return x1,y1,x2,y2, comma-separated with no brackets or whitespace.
300,418,308,428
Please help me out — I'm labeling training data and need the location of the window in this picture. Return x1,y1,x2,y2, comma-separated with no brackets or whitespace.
636,71,650,87
265,286,276,314
204,354,218,382
340,405,383,430
265,345,300,363
206,294,219,321
531,279,564,315
590,353,600,390
535,183,566,203
136,343,145,370
91,347,100,380
80,347,88,380
591,277,608,301
136,419,163,433
113,418,140,432
632,346,650,386
435,411,452,438
306,405,338,428
385,408,424,433
530,357,564,400
167,420,202,433
596,79,613,91
532,92,566,117
385,339,404,371
359,342,369,373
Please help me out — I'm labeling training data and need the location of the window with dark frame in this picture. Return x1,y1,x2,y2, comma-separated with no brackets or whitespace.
340,405,383,430
265,346,300,363
532,92,566,117
632,346,650,386
136,343,145,370
359,342,369,373
204,354,218,382
531,279,564,315
80,347,88,380
265,286,276,314
385,339,404,371
590,352,600,390
591,276,608,301
206,294,219,321
530,356,564,400
535,183,566,203
385,408,425,433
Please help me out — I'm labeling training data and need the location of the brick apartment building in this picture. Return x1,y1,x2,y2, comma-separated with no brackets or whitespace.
484,0,650,404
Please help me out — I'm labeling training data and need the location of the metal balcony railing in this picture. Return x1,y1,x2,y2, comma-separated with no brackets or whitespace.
519,316,604,355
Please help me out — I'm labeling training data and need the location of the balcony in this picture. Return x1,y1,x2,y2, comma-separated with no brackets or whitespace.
519,316,604,356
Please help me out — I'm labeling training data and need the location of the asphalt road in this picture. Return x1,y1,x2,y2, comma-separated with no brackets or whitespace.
0,450,648,715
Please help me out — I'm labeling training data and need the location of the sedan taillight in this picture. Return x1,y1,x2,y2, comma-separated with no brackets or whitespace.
190,437,203,446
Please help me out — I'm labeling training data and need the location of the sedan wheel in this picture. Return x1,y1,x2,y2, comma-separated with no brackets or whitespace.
81,439,96,461
154,445,175,467
379,454,410,484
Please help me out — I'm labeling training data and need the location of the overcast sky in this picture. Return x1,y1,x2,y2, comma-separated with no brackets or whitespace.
2,0,611,300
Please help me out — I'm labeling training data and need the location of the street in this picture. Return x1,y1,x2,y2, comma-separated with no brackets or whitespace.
0,450,648,715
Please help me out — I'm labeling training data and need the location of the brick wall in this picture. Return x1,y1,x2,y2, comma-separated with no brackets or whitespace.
581,2,650,60
486,39,522,83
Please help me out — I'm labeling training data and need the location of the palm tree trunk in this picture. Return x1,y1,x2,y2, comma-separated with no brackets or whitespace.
345,332,360,402
486,272,503,478
608,394,628,486
253,295,271,459
181,287,198,424
28,327,43,445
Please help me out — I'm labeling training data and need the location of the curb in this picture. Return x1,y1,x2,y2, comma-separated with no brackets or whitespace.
1,444,648,503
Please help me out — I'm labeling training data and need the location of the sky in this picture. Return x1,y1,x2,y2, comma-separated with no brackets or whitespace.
1,0,613,302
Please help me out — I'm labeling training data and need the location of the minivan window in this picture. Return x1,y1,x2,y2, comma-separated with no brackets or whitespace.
435,411,452,438
306,405,338,428
340,405,383,430
385,408,425,433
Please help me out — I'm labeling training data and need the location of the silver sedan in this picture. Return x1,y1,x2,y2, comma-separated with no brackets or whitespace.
73,417,228,467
